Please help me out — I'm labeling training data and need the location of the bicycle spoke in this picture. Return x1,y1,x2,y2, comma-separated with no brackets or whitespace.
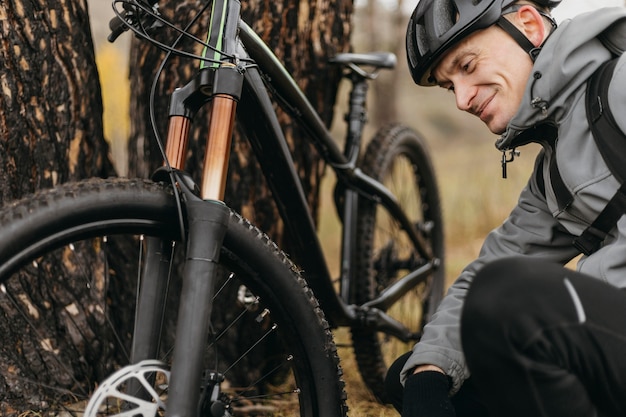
1,281,91,400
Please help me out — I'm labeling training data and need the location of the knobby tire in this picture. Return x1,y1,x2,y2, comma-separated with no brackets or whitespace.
0,178,347,417
351,124,445,402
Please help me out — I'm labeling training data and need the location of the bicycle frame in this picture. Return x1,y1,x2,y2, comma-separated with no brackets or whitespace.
237,22,438,326
159,0,438,334
131,1,440,414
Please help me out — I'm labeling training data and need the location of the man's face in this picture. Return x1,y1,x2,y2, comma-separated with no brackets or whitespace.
431,24,534,134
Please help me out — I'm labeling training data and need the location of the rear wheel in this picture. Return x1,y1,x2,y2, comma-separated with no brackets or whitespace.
351,124,445,402
0,178,347,416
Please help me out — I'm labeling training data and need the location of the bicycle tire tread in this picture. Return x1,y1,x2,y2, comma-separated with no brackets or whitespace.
351,123,445,403
0,177,349,416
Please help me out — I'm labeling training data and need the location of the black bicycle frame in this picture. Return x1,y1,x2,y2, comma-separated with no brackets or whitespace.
145,0,435,337
149,3,439,342
233,22,437,331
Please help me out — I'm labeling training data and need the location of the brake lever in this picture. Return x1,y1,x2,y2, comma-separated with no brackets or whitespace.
108,11,129,43
107,0,163,43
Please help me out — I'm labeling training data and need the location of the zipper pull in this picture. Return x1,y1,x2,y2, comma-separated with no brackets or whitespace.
501,149,520,179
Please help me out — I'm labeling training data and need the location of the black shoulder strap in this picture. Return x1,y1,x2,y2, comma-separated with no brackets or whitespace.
573,57,626,255
585,58,624,182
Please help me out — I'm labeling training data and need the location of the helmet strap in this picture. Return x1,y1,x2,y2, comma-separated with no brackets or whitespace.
496,16,542,61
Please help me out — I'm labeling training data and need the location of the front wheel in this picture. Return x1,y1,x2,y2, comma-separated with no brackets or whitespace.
351,124,445,402
0,178,347,417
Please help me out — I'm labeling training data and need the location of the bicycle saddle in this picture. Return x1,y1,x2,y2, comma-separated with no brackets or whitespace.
329,52,397,70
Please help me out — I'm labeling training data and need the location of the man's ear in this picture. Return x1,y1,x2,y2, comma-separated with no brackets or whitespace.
515,5,547,47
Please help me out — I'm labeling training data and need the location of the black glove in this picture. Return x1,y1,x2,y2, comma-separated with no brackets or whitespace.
402,371,456,417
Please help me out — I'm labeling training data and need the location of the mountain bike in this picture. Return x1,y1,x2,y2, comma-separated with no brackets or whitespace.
0,0,444,415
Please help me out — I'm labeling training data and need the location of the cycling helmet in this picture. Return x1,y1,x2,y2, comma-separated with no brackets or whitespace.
406,0,561,85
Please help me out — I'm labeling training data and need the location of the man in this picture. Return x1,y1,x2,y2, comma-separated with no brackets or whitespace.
386,1,626,416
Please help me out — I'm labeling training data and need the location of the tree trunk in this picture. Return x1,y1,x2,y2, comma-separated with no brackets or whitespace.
0,0,114,199
0,0,124,409
365,0,402,127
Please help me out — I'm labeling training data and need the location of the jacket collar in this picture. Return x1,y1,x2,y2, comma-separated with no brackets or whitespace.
495,8,626,152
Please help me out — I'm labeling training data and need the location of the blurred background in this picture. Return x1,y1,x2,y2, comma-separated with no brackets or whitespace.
87,0,624,413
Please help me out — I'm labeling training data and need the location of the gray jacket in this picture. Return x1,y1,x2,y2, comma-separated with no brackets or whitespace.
401,7,626,394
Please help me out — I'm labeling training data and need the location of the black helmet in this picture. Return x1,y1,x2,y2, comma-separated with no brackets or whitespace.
406,0,561,86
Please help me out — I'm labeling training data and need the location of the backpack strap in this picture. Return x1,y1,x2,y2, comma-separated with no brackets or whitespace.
585,58,624,182
574,183,626,255
573,58,626,255
549,155,574,211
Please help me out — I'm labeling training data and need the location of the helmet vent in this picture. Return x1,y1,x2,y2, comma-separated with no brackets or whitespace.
433,0,458,38
407,23,418,67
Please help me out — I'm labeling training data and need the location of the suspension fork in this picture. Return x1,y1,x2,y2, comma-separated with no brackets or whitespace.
125,61,241,417
130,0,243,413
166,82,240,417
130,90,239,414
128,107,193,365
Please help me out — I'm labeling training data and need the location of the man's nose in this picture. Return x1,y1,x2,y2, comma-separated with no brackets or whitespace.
454,83,474,113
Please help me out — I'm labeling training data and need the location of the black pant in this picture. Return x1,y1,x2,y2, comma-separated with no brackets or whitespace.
387,257,626,417
462,256,626,417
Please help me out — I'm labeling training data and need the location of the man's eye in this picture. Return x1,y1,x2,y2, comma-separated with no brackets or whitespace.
440,84,454,93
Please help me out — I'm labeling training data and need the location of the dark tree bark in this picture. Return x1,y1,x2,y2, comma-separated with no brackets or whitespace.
0,0,124,410
0,0,114,199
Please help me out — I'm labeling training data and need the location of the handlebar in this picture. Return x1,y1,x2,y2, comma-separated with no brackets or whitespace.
108,13,128,42
108,0,162,43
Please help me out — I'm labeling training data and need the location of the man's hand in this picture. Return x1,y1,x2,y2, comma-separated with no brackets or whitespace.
402,368,455,417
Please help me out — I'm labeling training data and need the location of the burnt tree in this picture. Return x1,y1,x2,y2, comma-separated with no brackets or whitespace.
0,0,113,197
0,0,126,411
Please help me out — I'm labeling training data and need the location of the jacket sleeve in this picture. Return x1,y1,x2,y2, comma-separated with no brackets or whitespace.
400,154,580,394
